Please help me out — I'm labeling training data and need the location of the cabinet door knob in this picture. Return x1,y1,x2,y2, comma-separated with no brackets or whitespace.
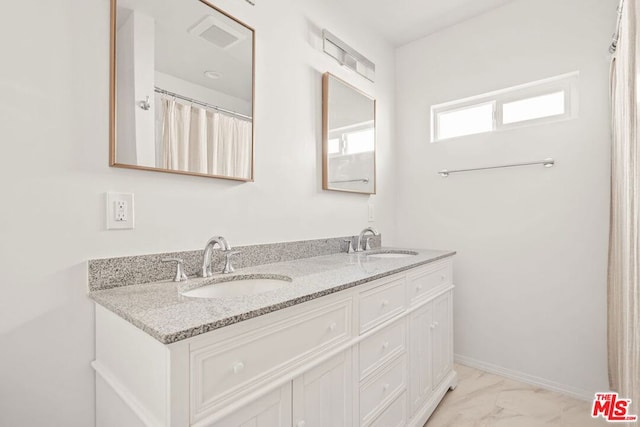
382,341,389,350
328,322,337,332
430,323,436,329
232,362,245,374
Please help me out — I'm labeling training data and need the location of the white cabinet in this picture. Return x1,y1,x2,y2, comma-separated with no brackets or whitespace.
407,291,455,425
292,350,352,427
189,297,352,422
408,303,434,414
432,292,453,388
216,384,292,427
93,257,456,427
216,349,353,427
369,392,407,427
359,354,407,425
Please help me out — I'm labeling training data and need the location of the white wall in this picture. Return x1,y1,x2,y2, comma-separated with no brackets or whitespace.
116,9,156,167
395,0,613,398
132,11,156,167
116,10,138,164
155,71,252,116
0,0,395,425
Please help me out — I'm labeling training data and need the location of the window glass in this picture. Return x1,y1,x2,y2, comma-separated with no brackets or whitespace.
437,103,494,140
345,129,374,154
328,138,340,154
430,71,578,142
502,91,565,125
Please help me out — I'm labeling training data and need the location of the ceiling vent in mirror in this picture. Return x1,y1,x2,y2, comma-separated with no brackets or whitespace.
189,16,246,49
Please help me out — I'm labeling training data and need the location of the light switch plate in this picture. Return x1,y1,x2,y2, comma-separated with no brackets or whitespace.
106,192,134,230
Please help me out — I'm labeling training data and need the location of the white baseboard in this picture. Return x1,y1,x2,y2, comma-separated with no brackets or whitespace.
454,354,595,402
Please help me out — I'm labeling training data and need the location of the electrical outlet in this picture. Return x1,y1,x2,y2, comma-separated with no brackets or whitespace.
114,200,127,222
106,192,134,230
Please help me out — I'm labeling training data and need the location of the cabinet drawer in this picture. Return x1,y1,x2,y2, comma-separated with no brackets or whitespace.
190,298,352,421
359,277,406,333
407,260,452,305
369,391,407,427
360,355,407,425
359,320,405,380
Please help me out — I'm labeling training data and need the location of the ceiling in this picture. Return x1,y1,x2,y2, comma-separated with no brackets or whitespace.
342,0,516,46
118,0,252,102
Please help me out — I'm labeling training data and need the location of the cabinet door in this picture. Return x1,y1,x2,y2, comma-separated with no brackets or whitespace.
292,349,353,427
432,292,453,388
215,383,292,427
408,303,433,414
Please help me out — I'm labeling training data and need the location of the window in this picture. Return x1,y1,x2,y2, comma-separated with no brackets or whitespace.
502,91,565,124
430,72,578,142
437,102,494,140
328,122,375,156
344,128,374,154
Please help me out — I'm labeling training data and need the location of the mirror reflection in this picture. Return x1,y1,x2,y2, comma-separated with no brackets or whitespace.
322,73,376,194
111,0,254,181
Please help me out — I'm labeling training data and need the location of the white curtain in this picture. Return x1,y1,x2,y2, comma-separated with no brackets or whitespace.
608,0,640,420
158,96,252,179
206,109,252,178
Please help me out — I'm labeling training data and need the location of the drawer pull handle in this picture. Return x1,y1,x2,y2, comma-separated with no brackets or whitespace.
382,383,390,392
381,299,389,308
232,362,245,374
328,322,337,332
297,421,306,427
382,341,389,350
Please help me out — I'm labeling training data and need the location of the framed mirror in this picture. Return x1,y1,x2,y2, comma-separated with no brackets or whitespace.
110,0,255,181
322,73,376,194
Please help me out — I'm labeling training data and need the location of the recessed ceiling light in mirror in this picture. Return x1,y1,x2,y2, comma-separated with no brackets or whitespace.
204,71,222,80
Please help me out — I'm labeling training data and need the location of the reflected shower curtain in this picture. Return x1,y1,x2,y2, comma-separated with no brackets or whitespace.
158,96,252,178
609,0,640,421
206,109,252,178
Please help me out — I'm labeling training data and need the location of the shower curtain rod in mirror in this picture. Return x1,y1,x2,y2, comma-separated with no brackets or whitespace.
154,87,252,121
610,0,625,53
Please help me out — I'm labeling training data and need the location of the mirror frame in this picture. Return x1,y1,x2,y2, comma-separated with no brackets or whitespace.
322,72,377,195
109,0,256,182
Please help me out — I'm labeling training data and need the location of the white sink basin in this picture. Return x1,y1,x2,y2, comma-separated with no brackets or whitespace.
367,250,418,259
181,274,292,298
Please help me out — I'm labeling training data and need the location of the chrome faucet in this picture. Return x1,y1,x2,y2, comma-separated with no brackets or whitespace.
222,250,241,274
161,258,188,282
356,227,379,252
201,236,232,277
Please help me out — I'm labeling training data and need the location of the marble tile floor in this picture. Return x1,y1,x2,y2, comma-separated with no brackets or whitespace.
425,364,609,427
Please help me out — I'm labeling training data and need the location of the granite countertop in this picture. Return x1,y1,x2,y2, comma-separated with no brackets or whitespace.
89,247,455,344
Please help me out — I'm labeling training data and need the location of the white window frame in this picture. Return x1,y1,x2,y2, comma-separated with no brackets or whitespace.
432,100,496,142
430,71,579,142
328,120,375,157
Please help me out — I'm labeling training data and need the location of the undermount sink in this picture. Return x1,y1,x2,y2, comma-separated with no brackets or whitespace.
366,250,418,259
181,274,292,298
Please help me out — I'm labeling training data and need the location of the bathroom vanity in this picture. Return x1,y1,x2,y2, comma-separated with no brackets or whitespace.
90,245,456,427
